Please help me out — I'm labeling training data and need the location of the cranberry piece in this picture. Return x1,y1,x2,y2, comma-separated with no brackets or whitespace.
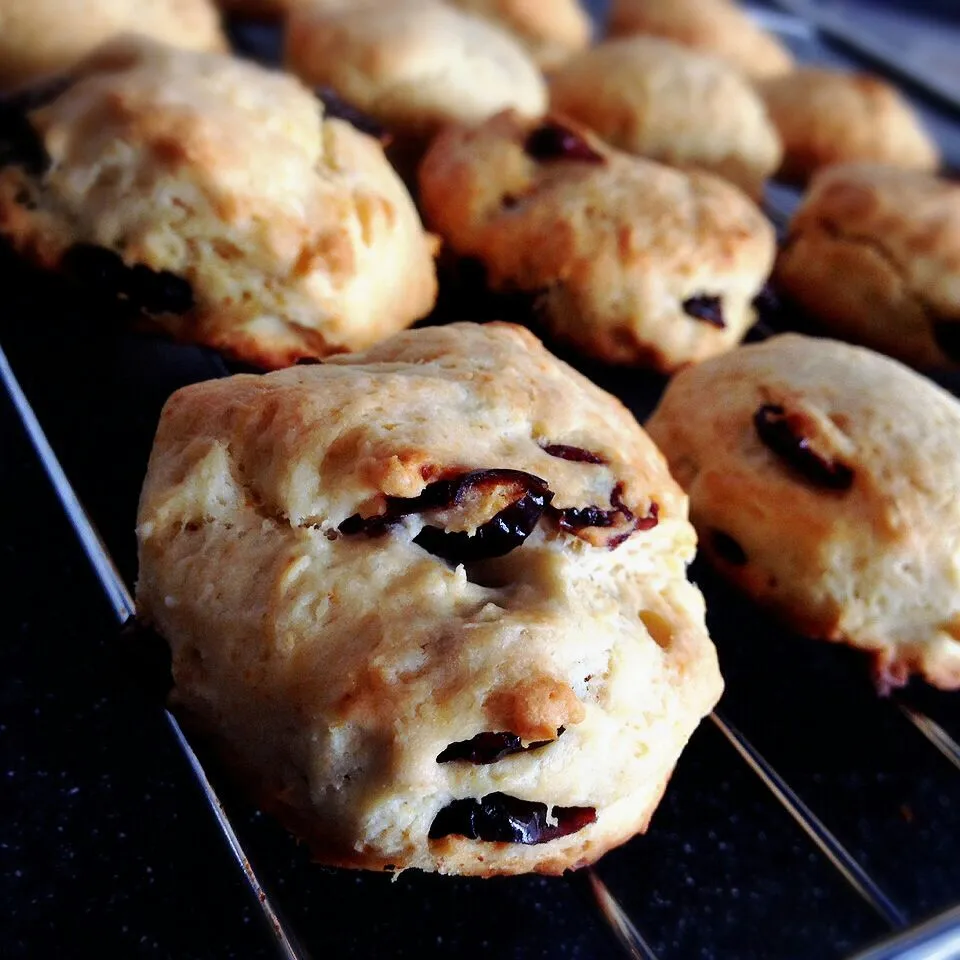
548,481,658,548
0,78,70,175
428,792,597,844
128,263,195,315
682,295,725,329
314,87,389,143
339,469,553,562
932,322,960,364
436,728,563,765
711,530,748,566
524,121,604,164
61,243,194,315
541,443,607,465
61,244,127,292
753,404,854,490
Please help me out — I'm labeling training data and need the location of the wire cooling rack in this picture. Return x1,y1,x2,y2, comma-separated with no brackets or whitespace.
4,3,960,959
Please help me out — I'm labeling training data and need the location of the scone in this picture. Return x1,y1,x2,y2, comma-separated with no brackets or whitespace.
446,0,591,70
284,0,547,167
136,321,723,876
645,333,960,691
758,68,940,184
776,164,960,370
418,111,776,371
607,0,794,81
0,0,227,90
550,36,782,199
0,36,438,368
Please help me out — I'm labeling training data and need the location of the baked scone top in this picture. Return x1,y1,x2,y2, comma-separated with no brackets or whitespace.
646,333,960,690
758,68,940,183
777,163,960,369
137,322,722,875
285,0,547,140
607,0,794,80
447,0,592,69
419,110,776,370
549,36,783,198
0,0,227,90
0,36,438,367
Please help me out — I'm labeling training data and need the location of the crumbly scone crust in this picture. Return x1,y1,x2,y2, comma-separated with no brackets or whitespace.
758,69,940,184
776,163,960,370
0,0,227,90
418,110,776,371
550,36,782,199
284,0,547,146
607,0,794,80
136,322,723,875
646,333,960,691
0,36,438,368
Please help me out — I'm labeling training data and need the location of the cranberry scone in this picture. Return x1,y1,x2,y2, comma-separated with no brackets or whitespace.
136,322,723,875
646,333,960,691
0,36,437,368
0,0,227,90
775,164,960,370
418,111,775,372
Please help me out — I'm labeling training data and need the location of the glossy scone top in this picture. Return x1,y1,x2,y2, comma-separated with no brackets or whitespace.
0,36,437,367
136,323,723,876
646,334,960,690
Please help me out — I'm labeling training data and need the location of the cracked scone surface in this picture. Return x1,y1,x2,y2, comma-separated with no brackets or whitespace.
418,111,776,372
646,333,960,691
0,0,227,90
758,69,940,184
285,0,547,150
550,36,782,199
607,0,793,80
776,164,960,370
136,322,723,876
0,36,437,368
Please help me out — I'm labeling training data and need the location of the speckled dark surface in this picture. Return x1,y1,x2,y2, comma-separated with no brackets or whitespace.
5,4,960,959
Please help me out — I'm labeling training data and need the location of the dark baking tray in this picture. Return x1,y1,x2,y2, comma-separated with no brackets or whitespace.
5,4,960,959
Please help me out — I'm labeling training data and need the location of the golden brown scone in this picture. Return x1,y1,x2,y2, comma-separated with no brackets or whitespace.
550,36,782,199
646,333,960,691
0,36,437,368
758,68,940,184
284,0,547,161
607,0,794,80
418,111,776,371
0,0,227,90
136,321,723,876
776,164,960,370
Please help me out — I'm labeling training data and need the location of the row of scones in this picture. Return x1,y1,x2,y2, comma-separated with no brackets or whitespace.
1,0,958,880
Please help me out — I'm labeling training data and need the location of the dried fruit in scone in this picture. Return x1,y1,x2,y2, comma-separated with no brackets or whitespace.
776,164,960,370
645,333,960,692
757,68,940,185
0,36,438,368
607,0,794,81
418,110,776,372
0,0,227,90
284,0,547,160
136,322,723,876
550,36,782,199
